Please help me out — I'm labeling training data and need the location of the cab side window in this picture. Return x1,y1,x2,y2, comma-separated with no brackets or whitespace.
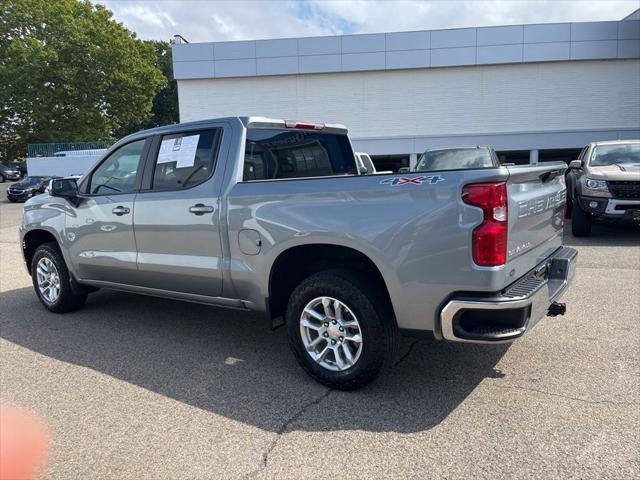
87,139,146,195
151,129,221,191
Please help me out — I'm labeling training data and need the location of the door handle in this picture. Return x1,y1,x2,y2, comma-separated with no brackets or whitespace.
189,204,214,216
112,206,130,216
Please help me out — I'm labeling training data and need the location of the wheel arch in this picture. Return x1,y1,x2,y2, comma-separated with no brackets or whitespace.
22,229,61,275
267,243,397,323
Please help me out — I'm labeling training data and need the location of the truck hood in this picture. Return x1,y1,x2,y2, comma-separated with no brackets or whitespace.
587,163,640,181
24,193,53,207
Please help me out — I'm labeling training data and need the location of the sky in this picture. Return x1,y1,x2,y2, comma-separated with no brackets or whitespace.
97,0,640,43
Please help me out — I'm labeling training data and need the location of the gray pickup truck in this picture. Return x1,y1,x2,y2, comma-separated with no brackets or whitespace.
20,117,577,389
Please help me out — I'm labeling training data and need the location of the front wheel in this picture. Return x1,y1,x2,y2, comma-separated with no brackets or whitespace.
286,269,397,390
571,201,592,237
31,243,87,313
565,195,573,219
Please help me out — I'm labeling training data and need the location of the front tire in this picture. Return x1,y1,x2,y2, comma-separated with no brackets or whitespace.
286,269,397,390
565,195,573,219
31,243,87,313
571,201,592,237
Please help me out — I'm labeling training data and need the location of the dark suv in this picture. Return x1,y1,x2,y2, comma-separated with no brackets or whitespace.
7,176,55,202
566,140,640,236
0,162,23,182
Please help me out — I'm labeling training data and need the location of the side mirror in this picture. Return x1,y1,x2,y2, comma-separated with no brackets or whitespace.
569,160,582,169
51,178,79,199
398,167,411,173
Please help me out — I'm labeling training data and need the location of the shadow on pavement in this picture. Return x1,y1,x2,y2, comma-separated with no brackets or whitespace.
562,221,640,247
0,286,510,433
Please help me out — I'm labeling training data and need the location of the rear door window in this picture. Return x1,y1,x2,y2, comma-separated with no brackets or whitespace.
243,129,356,181
151,129,221,190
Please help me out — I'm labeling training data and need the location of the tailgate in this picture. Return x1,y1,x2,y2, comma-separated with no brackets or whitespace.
503,162,567,284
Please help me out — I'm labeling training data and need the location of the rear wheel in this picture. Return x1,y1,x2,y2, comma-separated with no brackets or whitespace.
286,269,397,390
31,243,87,313
571,201,592,237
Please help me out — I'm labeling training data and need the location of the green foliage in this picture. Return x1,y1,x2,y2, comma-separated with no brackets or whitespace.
116,40,179,137
0,0,166,159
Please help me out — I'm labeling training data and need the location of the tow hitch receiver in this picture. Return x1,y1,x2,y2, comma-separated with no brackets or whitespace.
547,302,566,317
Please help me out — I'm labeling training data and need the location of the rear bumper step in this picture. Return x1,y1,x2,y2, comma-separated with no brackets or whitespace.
440,246,577,344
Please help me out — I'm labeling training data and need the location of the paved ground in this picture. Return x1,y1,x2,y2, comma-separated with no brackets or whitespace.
1,181,639,479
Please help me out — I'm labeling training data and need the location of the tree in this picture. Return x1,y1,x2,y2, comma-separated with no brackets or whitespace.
147,40,179,128
115,40,179,137
0,0,165,159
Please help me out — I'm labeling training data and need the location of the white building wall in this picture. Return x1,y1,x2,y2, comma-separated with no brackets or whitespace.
27,156,99,177
177,59,640,152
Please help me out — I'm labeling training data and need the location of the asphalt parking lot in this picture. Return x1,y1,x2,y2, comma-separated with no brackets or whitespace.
1,181,639,479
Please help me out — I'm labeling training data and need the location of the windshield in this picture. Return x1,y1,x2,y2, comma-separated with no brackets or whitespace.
18,176,48,186
590,144,640,166
416,148,495,172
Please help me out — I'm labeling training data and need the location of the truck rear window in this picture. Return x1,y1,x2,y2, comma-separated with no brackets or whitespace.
243,129,356,181
416,148,495,172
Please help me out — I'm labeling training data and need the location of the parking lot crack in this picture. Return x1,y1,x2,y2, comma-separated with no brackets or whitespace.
489,383,639,406
245,388,333,479
393,339,420,368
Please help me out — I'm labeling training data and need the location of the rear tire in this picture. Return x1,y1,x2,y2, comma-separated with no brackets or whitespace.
571,201,592,237
286,269,398,390
31,243,87,313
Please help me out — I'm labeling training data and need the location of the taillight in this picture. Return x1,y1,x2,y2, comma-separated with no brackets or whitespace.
462,182,508,267
284,120,324,130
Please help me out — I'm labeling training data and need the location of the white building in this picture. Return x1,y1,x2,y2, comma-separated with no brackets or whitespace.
172,11,640,170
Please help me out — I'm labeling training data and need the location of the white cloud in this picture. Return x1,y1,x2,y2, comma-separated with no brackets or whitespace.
308,0,639,33
97,0,639,42
98,0,340,42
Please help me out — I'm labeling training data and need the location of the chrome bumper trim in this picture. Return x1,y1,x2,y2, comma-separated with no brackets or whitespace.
440,247,577,344
605,198,640,215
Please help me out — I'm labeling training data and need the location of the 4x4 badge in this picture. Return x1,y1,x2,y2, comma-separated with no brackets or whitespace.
380,175,445,186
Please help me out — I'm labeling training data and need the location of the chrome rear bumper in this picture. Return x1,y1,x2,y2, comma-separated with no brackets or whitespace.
440,247,578,344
